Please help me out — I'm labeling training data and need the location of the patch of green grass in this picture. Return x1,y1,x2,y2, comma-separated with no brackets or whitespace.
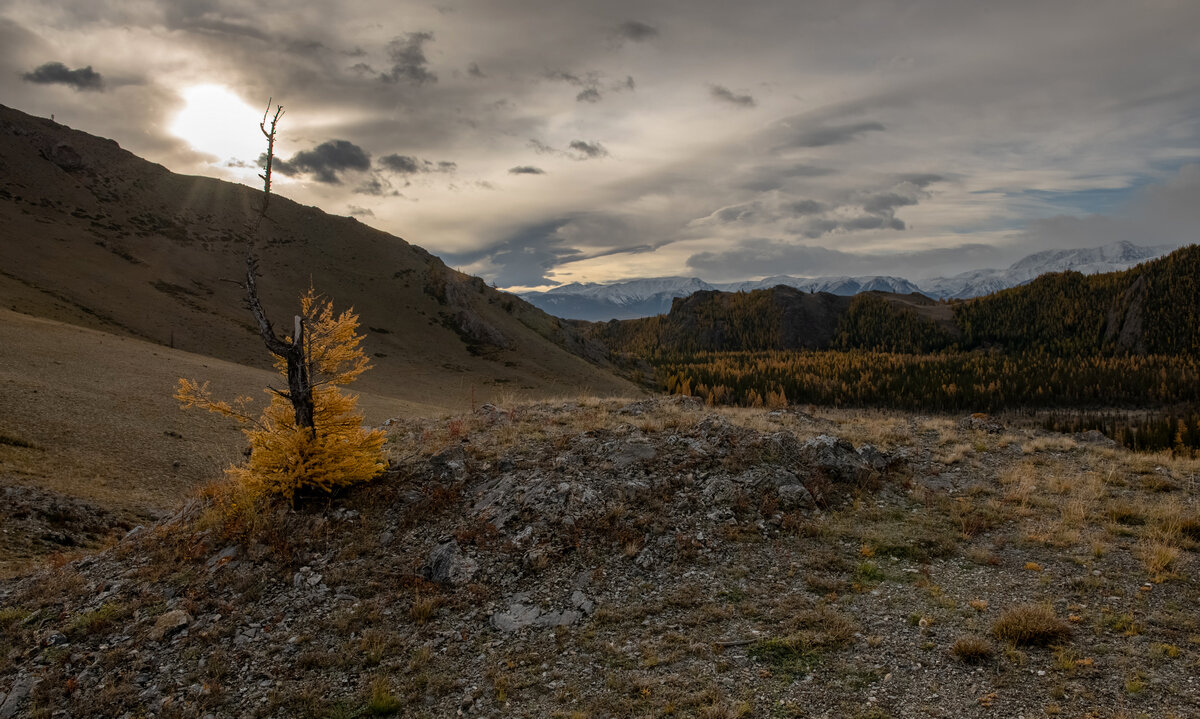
855,560,884,582
366,677,403,715
66,602,127,638
749,608,857,677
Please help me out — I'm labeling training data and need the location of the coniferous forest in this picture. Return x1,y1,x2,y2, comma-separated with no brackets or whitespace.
591,245,1200,452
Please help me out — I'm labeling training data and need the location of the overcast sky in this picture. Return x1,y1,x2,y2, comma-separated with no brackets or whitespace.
3,0,1199,289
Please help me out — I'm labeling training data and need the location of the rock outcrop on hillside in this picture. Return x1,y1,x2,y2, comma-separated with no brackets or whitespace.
1,399,1198,718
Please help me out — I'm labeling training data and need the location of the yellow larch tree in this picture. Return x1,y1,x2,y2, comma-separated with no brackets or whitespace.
176,287,386,502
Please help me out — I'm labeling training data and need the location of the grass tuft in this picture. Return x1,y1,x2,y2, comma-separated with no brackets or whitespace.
992,604,1071,647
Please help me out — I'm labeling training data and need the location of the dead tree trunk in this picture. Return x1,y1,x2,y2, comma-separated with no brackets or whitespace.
244,101,316,433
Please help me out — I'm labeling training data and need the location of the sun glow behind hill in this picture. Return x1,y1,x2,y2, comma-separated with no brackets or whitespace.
169,85,265,168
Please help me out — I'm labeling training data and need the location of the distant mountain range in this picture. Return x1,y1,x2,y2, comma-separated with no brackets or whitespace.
519,241,1173,321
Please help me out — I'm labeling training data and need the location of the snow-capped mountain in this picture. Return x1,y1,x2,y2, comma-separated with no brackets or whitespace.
520,275,922,321
919,241,1173,299
517,242,1178,321
521,277,717,321
716,275,922,295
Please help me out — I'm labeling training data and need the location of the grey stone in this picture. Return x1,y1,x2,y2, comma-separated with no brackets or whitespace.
423,540,479,586
776,483,814,510
149,610,191,642
0,674,39,719
613,439,656,469
491,602,542,632
570,590,595,614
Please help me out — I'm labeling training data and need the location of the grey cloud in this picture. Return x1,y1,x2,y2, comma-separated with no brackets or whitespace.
161,1,268,41
22,62,103,91
379,154,457,174
529,139,557,155
785,200,826,216
898,173,943,188
467,62,485,78
616,21,659,42
354,176,398,196
548,69,607,102
446,214,652,286
712,202,762,223
445,218,582,286
842,215,905,231
381,32,437,85
347,205,375,217
861,192,918,215
509,165,546,175
272,140,371,183
687,239,1000,281
775,121,885,149
569,140,608,159
710,84,755,107
1017,163,1200,253
736,164,835,192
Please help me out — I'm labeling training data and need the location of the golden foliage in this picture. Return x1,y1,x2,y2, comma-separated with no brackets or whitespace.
177,288,386,502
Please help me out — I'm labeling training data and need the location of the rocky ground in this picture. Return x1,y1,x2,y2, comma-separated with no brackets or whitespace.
1,397,1199,718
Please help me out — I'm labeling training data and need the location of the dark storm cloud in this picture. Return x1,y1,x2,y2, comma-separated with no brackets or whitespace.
569,140,608,159
22,62,103,91
379,154,457,174
271,140,371,183
710,85,755,108
380,32,437,85
615,21,659,42
775,121,885,149
509,165,546,175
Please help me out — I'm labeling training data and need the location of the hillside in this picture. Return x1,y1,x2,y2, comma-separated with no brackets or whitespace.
0,104,634,406
593,246,1198,360
591,287,956,357
518,243,1172,321
0,308,439,576
2,398,1198,717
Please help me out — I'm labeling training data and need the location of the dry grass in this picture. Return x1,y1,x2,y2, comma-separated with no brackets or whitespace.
950,635,994,664
992,604,1071,647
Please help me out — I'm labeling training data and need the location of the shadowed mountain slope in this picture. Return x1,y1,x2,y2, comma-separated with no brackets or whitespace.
0,104,634,407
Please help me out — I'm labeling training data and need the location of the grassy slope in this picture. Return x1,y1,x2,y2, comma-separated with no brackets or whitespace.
0,308,432,512
0,104,636,407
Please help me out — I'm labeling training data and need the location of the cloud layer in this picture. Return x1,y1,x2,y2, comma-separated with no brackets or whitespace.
2,0,1198,289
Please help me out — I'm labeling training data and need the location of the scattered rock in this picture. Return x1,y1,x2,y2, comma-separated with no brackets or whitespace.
959,413,1004,434
422,540,479,586
148,610,191,642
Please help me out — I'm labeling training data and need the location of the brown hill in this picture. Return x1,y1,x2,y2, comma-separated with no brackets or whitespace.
0,104,634,406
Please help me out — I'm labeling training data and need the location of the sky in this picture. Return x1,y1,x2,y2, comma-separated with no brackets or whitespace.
2,0,1199,291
